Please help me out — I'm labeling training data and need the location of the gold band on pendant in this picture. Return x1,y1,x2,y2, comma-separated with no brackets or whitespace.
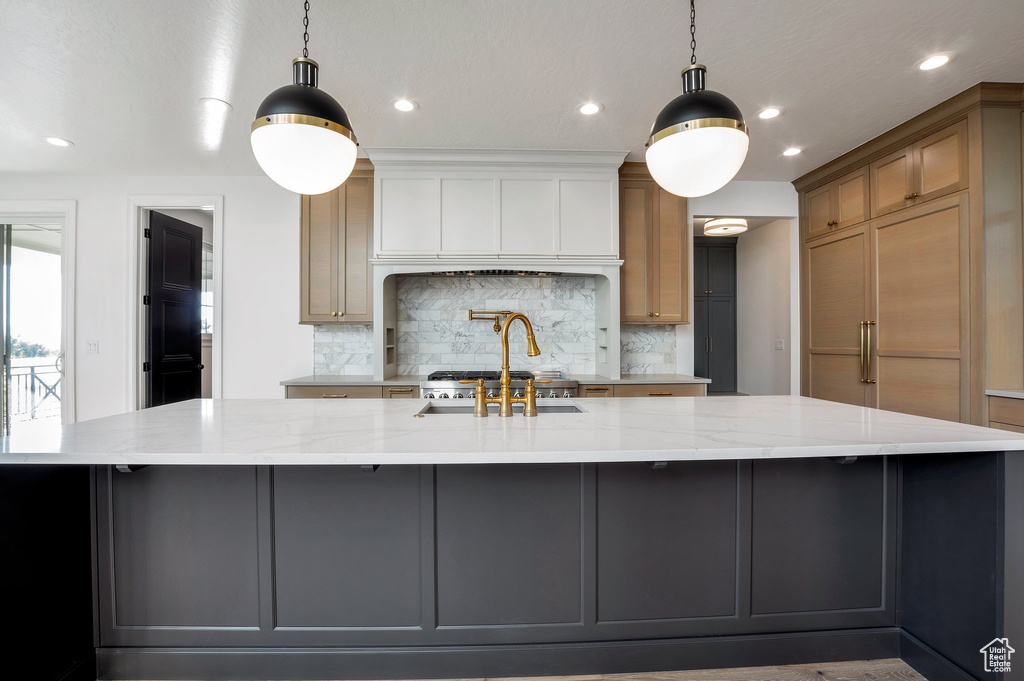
251,113,357,144
646,117,747,147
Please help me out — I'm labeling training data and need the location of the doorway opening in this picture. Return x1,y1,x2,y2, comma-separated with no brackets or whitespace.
693,216,797,396
0,202,76,432
128,197,223,410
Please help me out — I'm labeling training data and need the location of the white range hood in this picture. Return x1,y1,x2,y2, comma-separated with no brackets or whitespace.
363,148,628,380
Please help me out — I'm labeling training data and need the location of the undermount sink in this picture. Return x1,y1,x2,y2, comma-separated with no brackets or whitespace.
418,401,587,415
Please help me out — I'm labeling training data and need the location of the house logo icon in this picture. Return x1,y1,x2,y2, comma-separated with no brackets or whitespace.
980,638,1014,673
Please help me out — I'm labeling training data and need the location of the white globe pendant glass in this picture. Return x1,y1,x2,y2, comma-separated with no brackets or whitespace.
251,123,357,195
645,126,749,198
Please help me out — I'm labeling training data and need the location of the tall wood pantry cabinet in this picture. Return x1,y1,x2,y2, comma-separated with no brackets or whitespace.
796,83,1024,425
618,163,688,324
299,159,374,324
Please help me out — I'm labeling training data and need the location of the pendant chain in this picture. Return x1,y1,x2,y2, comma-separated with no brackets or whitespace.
302,0,310,58
689,0,697,65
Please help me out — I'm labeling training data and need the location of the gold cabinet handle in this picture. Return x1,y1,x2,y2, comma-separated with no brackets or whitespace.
337,311,344,317
865,321,877,384
909,192,919,199
322,394,348,398
388,387,413,393
654,312,660,317
584,386,610,391
647,312,654,317
331,312,338,317
648,392,672,396
859,321,867,383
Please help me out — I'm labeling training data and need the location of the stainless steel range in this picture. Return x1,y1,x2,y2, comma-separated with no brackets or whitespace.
420,370,578,400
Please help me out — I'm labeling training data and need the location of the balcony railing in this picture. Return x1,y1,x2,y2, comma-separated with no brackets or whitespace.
6,359,61,422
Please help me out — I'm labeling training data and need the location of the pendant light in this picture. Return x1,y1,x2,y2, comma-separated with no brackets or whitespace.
703,217,748,236
645,0,748,198
250,1,358,195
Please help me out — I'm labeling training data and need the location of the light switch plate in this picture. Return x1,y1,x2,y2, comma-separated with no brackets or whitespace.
774,340,785,350
86,340,99,354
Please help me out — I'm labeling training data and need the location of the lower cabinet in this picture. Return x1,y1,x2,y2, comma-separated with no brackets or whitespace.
94,459,896,649
989,396,1024,432
578,383,707,397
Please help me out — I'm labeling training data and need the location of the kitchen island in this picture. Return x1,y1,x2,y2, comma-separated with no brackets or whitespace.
2,396,1021,681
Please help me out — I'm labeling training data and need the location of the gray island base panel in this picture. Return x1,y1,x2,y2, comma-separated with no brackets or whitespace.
0,397,1020,681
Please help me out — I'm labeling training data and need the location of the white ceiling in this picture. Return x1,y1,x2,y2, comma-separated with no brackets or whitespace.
2,0,1023,182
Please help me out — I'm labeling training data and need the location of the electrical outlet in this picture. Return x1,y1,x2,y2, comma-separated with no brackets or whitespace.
86,340,99,354
774,340,785,350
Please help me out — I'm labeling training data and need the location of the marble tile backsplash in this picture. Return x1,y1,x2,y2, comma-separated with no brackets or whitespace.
312,276,678,376
620,325,677,374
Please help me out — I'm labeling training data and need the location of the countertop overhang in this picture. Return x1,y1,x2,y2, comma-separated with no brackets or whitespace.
2,396,1023,466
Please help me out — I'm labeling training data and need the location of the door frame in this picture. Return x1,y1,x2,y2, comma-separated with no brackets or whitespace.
0,200,77,424
127,196,224,410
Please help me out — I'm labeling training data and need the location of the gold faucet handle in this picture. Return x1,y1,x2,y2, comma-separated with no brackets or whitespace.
526,378,552,384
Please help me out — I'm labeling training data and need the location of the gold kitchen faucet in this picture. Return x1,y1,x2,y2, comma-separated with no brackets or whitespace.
465,310,548,417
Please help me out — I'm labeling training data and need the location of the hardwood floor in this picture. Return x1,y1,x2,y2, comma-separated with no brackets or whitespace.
366,660,926,681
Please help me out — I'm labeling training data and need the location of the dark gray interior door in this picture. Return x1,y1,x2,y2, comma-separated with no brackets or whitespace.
693,238,737,393
146,212,202,408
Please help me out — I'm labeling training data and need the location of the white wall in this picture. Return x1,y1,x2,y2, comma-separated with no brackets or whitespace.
736,219,792,395
677,180,800,378
0,175,310,421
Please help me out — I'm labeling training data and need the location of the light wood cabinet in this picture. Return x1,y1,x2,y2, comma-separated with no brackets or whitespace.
988,396,1024,432
299,160,374,324
613,383,706,397
870,120,967,218
576,383,707,397
804,224,872,407
619,164,688,324
870,195,969,422
804,167,870,241
285,385,384,399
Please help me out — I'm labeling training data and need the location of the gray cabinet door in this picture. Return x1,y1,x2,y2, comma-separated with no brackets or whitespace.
707,246,736,297
693,296,709,380
708,296,737,393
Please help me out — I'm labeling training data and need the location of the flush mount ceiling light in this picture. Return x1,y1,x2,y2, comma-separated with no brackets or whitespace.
782,147,802,156
392,98,418,112
703,217,748,236
919,54,950,71
250,0,357,195
645,0,748,198
45,137,73,147
757,107,781,119
579,102,603,115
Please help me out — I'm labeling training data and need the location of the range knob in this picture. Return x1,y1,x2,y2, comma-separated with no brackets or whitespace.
438,393,449,399
454,393,465,399
548,391,558,398
513,391,523,398
487,392,496,398
563,391,572,398
424,393,434,399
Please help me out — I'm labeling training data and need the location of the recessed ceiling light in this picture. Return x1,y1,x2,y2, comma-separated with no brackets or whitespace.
392,98,417,112
200,97,233,111
783,147,802,157
579,102,602,115
919,54,950,71
757,107,781,119
45,137,73,147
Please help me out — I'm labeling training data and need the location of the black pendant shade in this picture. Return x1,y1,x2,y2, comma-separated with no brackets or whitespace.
254,58,356,137
647,66,744,144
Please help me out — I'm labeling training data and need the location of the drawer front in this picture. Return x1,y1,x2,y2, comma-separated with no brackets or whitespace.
384,386,419,399
989,396,1024,428
614,383,707,397
578,385,613,398
285,385,384,399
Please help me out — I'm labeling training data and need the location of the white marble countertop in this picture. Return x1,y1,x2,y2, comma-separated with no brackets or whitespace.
280,373,711,386
986,389,1024,400
2,396,1023,466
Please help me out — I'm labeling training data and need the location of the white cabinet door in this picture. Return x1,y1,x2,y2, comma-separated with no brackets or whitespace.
440,179,495,253
559,179,616,256
379,178,439,253
499,180,555,254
